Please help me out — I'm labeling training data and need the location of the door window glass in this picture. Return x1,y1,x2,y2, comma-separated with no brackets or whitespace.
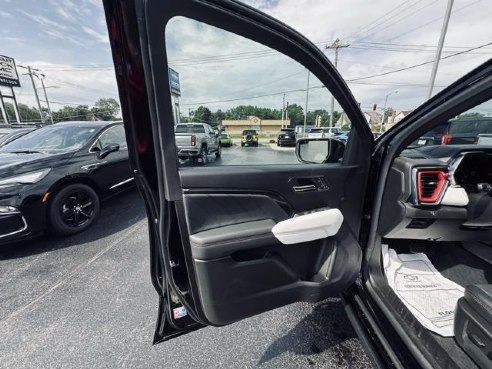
165,17,349,167
94,125,127,151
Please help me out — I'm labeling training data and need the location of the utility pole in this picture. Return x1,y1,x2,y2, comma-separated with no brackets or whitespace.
38,74,54,124
326,39,349,128
281,93,286,128
19,65,45,124
303,70,310,136
427,0,454,99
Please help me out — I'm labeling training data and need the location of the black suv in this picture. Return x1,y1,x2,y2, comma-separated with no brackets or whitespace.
0,121,132,244
442,117,492,145
276,128,296,146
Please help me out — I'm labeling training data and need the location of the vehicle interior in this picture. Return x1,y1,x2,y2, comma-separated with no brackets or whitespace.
367,98,492,369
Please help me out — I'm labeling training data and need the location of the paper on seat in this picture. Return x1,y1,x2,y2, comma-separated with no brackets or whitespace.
382,245,464,337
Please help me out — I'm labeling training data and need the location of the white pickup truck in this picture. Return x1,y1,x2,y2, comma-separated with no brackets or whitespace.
175,123,221,164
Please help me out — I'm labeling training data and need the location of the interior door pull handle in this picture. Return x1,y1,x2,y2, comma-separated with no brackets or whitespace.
293,184,317,192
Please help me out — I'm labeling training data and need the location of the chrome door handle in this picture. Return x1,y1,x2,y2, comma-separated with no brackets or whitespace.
293,184,317,192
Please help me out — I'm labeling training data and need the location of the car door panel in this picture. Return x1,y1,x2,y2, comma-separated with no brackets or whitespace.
175,164,365,325
103,0,373,342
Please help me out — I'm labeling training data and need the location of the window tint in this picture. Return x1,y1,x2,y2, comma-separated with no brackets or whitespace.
165,17,349,167
95,125,127,150
175,124,206,133
448,120,478,134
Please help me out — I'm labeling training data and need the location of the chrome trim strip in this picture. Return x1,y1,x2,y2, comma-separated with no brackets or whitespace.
0,216,28,239
109,177,134,190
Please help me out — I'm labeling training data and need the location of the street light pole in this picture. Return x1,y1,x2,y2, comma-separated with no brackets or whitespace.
380,90,398,133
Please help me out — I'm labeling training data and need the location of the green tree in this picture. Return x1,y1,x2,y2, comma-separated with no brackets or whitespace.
3,103,42,123
192,106,212,124
285,103,304,126
91,98,120,121
52,105,92,122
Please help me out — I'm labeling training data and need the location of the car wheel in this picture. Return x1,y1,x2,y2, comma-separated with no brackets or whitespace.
49,183,100,236
199,145,208,164
215,144,221,158
241,142,244,147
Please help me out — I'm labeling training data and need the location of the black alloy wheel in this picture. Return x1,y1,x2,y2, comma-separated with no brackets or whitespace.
49,183,100,235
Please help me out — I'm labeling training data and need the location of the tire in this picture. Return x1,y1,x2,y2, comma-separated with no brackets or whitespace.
215,144,221,158
199,145,207,164
241,142,244,147
49,183,100,236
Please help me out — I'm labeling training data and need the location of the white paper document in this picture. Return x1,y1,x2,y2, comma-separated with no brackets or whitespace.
382,245,465,337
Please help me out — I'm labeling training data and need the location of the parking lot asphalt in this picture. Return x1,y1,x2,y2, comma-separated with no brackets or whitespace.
0,148,371,369
180,143,298,166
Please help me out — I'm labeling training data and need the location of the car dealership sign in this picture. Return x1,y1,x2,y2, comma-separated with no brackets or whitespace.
0,55,21,87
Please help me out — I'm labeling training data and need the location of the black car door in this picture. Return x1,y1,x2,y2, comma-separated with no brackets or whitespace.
103,0,373,342
86,124,132,195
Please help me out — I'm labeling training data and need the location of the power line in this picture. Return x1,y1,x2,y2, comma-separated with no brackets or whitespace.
384,0,481,43
347,41,492,82
352,0,439,43
343,1,416,41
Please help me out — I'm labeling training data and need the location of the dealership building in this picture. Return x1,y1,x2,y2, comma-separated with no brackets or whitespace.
221,116,289,135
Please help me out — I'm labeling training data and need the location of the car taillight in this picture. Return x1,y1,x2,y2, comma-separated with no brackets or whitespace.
417,169,448,203
191,135,196,146
472,136,478,144
441,134,452,145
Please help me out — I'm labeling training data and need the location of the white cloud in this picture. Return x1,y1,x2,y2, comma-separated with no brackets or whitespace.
0,11,12,17
20,10,70,31
5,0,490,116
82,26,109,43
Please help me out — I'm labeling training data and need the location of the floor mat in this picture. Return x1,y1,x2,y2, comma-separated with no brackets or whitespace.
382,245,464,337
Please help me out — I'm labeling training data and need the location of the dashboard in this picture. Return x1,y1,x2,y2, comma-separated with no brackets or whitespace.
379,145,492,241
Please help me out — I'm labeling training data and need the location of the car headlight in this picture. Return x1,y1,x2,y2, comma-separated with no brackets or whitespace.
0,169,51,186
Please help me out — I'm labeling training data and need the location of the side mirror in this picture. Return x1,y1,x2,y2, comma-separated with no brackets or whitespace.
296,138,345,164
98,144,120,159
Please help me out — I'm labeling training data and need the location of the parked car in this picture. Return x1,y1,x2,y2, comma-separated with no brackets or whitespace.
336,131,350,142
324,127,342,136
241,129,258,147
0,127,37,147
0,121,132,244
175,123,221,164
220,133,232,147
106,1,492,368
276,128,296,146
442,117,492,144
307,127,325,138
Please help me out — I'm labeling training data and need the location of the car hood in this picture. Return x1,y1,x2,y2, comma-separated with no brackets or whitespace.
0,151,74,177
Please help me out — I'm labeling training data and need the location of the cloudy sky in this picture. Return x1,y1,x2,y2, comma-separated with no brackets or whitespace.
1,0,491,118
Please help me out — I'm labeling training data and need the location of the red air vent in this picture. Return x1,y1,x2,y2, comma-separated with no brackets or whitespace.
417,170,448,203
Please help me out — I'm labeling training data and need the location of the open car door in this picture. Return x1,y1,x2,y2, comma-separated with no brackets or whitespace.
103,0,374,343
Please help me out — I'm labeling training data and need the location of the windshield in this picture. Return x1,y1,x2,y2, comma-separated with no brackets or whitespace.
0,125,99,153
220,134,229,139
310,128,323,133
175,125,205,133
